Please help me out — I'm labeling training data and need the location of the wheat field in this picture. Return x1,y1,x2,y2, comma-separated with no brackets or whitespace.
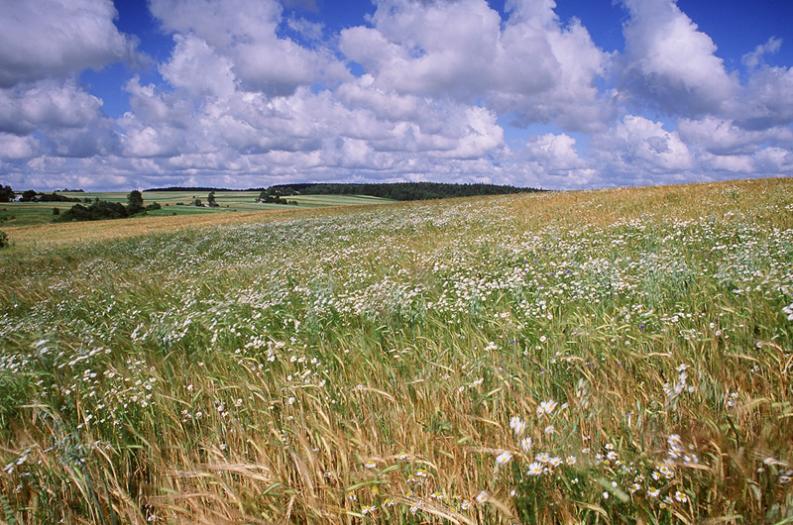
1,178,792,524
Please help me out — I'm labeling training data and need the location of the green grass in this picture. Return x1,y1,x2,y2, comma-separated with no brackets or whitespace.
0,202,76,226
0,191,393,226
0,178,792,524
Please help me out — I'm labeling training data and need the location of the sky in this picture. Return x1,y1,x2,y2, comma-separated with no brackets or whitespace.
1,0,792,190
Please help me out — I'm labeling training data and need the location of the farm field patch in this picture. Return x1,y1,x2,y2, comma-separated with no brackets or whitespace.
0,191,393,228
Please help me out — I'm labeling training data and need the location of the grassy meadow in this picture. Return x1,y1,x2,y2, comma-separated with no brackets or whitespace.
0,191,392,228
1,179,792,523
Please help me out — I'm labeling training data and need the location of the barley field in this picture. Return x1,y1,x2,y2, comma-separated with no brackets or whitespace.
1,178,792,524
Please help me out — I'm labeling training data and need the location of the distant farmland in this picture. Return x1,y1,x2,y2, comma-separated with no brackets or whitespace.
0,191,393,227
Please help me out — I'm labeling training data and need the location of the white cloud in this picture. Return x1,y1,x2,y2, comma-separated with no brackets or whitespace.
525,133,585,171
0,133,38,160
753,146,793,174
517,133,598,187
0,81,117,159
593,115,693,183
0,0,137,87
150,0,349,96
160,35,236,98
702,153,754,174
1,0,792,190
286,17,325,43
742,37,782,69
732,64,793,130
0,82,103,135
340,0,611,131
620,0,737,116
678,116,792,155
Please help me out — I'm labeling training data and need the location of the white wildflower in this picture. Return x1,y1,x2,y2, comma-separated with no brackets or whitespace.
496,451,512,466
509,416,526,436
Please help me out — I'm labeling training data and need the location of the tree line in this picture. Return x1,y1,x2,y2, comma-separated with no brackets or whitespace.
148,182,543,201
263,182,541,200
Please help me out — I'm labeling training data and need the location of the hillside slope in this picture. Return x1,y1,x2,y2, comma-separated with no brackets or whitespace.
1,178,792,523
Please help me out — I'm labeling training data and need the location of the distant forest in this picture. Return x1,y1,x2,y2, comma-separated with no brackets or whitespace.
146,182,544,201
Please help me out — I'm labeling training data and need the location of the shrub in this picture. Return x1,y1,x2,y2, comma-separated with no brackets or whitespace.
0,230,8,248
19,190,36,202
52,207,60,215
59,201,129,221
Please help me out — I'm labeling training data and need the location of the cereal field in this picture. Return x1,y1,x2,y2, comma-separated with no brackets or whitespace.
1,178,792,524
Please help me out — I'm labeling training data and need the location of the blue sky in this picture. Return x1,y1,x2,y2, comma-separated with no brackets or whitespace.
86,0,793,116
1,0,793,189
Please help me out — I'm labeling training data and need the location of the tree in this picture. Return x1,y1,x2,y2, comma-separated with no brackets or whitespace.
127,190,144,212
0,185,13,202
207,191,219,207
21,190,37,202
52,207,60,216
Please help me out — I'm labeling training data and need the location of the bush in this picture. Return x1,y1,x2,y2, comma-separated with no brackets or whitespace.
52,207,60,216
59,201,129,221
0,230,8,248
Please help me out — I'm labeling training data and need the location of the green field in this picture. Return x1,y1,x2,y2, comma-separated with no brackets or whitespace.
0,191,393,227
1,179,792,524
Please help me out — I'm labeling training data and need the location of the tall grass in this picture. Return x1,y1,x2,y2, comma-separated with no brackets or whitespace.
1,179,792,523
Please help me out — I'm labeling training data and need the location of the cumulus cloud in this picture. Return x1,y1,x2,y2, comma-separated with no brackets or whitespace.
593,115,693,183
0,82,103,135
0,0,133,163
732,64,793,130
0,133,39,160
0,80,118,159
150,0,349,96
619,1,793,133
340,0,612,131
525,133,585,171
159,36,236,98
0,0,138,87
678,116,793,156
517,133,598,187
620,0,737,116
753,147,793,174
1,0,792,190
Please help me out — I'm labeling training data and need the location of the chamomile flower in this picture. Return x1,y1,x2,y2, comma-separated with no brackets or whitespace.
495,451,512,466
